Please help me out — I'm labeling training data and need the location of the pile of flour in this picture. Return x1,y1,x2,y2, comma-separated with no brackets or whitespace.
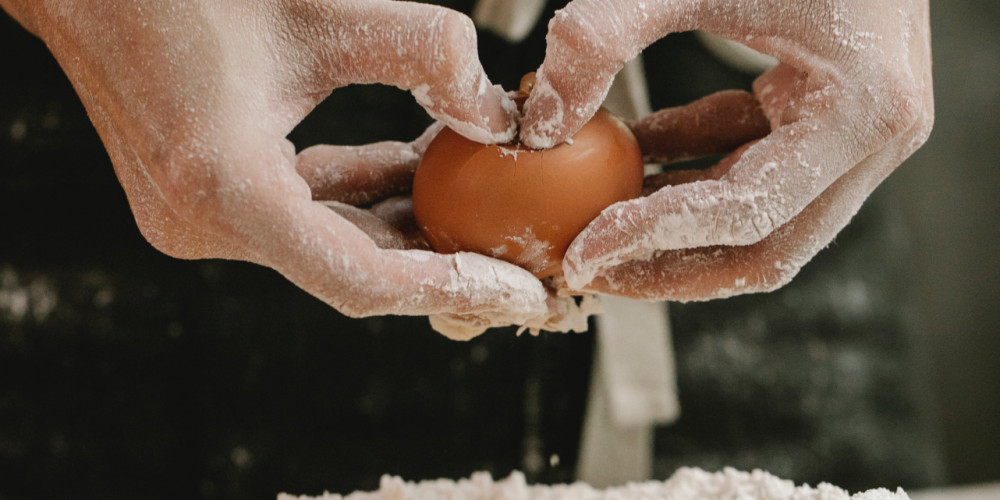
279,467,908,500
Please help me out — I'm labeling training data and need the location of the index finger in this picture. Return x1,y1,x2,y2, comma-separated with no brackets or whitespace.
520,0,713,149
276,0,515,144
519,0,898,149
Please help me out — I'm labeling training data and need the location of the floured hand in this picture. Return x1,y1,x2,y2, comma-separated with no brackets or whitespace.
521,0,933,300
0,0,563,338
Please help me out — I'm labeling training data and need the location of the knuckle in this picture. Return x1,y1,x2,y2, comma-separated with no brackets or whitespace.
753,247,806,294
133,215,190,258
435,9,476,48
866,73,925,143
757,263,801,293
884,90,921,138
147,140,242,234
423,8,476,78
913,109,934,148
909,97,935,149
131,204,214,260
724,194,778,246
548,5,632,70
727,219,763,246
158,166,223,226
335,297,371,318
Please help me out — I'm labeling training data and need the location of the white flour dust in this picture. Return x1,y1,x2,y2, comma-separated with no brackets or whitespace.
498,226,554,276
278,467,909,500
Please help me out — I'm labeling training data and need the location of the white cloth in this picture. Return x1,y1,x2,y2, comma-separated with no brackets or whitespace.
577,297,678,487
470,1,680,487
472,0,549,43
592,296,678,428
576,58,679,488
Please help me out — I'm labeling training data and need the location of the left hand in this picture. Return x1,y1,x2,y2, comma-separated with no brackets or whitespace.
521,0,934,300
0,0,574,339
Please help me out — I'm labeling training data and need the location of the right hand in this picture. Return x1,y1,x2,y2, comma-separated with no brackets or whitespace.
1,0,576,339
520,0,933,301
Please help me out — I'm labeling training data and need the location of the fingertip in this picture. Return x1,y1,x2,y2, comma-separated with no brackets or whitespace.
478,84,519,142
345,3,514,145
416,72,516,145
561,195,653,291
448,252,548,316
420,8,516,144
520,73,567,149
561,243,598,291
521,0,644,149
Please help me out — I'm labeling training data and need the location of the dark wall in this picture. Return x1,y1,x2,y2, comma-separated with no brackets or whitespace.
890,0,1000,485
2,0,997,498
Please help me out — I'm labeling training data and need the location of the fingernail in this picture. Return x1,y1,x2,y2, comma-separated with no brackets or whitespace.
479,86,516,142
453,253,547,316
520,92,562,149
562,250,597,291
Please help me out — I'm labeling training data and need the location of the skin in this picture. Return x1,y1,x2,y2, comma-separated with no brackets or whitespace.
3,0,935,334
521,0,934,301
0,0,587,338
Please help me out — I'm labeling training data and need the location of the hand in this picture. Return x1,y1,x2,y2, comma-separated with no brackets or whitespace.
522,0,933,300
1,0,569,339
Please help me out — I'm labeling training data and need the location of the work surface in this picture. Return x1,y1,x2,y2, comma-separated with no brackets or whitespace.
912,483,1000,500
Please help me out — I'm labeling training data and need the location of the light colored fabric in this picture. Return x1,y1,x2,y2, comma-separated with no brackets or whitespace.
601,57,658,180
600,58,653,121
594,296,679,427
577,296,678,488
472,0,548,43
470,2,680,486
577,64,679,487
576,347,657,487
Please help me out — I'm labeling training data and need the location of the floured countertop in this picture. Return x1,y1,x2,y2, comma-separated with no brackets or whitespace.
278,467,909,500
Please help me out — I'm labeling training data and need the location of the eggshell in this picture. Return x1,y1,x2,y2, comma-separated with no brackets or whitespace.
412,108,644,278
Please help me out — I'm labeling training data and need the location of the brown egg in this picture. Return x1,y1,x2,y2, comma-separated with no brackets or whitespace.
412,79,644,278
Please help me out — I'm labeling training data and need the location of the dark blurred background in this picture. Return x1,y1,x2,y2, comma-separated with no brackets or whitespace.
1,0,997,499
